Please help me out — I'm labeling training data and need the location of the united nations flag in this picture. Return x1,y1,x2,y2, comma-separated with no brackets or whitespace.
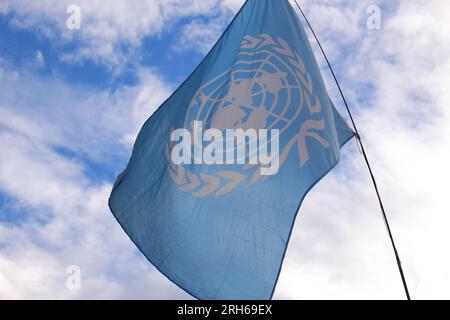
109,0,354,300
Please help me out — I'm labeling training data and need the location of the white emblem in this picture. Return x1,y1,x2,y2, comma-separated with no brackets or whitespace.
166,34,330,198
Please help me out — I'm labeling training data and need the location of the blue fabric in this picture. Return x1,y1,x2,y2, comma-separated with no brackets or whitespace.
109,0,354,300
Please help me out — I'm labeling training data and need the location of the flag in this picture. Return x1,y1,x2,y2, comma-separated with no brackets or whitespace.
109,0,354,300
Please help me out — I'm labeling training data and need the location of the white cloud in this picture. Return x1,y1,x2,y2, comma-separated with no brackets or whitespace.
34,50,45,68
220,0,245,13
0,61,171,165
0,62,190,299
274,0,450,299
0,0,240,67
175,18,228,54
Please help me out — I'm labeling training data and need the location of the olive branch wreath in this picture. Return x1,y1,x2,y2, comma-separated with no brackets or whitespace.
165,34,329,198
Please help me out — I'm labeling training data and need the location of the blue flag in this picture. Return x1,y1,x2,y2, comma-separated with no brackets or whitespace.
109,0,354,300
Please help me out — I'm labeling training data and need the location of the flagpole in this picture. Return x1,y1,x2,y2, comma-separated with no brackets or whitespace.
292,0,411,300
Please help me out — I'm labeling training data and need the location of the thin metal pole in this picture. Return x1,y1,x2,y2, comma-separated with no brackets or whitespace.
292,0,411,300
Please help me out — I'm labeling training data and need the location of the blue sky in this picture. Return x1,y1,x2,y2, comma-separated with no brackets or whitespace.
0,0,450,299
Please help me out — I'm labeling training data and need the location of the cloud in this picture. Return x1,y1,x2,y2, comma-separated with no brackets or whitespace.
0,0,240,67
221,0,245,13
0,60,191,299
273,0,450,299
174,18,229,54
34,50,45,68
0,60,171,166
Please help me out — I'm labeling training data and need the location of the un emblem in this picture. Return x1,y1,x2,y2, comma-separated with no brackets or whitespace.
166,34,329,198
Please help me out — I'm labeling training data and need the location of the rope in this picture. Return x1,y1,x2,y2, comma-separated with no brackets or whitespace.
292,0,411,300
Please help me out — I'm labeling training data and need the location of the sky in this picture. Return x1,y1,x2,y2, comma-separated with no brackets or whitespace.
0,0,449,299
